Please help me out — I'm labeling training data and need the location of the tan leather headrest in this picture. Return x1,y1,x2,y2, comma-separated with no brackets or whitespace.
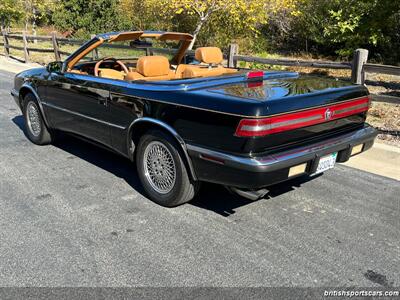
195,47,223,64
137,56,170,77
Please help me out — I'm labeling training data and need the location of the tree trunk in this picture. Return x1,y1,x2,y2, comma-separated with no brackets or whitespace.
32,19,37,43
188,18,206,50
32,8,37,43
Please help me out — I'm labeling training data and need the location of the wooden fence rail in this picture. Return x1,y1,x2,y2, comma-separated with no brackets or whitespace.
1,31,399,86
227,44,400,84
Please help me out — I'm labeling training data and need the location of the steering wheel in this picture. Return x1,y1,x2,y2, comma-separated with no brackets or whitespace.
94,57,129,77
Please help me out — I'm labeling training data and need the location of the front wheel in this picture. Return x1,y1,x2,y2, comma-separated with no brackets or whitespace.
136,130,199,207
23,93,52,145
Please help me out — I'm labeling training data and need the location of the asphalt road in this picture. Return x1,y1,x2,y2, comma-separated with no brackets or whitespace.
0,69,399,288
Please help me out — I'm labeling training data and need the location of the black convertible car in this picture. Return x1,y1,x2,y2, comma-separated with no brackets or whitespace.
11,30,377,206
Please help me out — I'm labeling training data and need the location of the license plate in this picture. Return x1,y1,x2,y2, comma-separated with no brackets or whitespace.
314,152,337,175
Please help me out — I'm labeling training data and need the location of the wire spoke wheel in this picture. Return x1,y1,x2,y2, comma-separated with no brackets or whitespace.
143,141,176,194
26,102,42,137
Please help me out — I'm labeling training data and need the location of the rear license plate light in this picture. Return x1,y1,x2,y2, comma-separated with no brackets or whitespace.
288,163,307,177
351,144,364,156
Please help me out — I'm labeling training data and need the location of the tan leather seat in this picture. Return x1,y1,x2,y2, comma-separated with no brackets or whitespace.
125,56,175,81
182,66,226,78
182,47,238,79
175,64,202,79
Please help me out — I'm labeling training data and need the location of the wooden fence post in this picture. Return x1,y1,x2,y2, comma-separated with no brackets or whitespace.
51,31,61,61
91,34,99,60
227,43,239,68
22,31,30,63
2,30,9,58
351,49,369,85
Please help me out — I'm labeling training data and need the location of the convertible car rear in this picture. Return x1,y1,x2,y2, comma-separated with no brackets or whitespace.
11,30,377,206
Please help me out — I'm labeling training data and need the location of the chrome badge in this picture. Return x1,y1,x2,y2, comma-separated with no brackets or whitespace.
325,108,333,120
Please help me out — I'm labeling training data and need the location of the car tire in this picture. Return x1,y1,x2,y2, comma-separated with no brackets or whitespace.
23,93,52,145
136,129,199,207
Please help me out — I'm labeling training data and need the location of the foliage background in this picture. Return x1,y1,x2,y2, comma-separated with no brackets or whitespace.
1,0,399,64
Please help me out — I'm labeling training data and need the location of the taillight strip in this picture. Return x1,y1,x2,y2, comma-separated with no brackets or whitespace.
334,102,369,116
236,96,370,137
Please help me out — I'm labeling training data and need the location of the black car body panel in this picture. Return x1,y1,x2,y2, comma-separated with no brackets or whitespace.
12,33,377,192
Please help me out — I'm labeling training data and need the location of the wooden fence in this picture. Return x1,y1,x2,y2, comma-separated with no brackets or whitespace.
227,44,400,85
0,31,197,64
1,31,399,87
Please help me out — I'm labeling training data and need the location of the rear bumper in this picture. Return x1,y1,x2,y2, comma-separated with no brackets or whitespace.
187,125,378,189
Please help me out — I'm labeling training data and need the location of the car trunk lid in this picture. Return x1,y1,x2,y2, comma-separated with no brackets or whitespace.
208,72,370,154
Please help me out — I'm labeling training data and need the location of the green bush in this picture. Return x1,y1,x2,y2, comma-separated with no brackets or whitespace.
52,0,126,37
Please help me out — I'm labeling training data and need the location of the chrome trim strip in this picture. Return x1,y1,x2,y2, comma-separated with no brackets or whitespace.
42,102,126,130
241,115,321,132
334,103,369,115
128,117,197,180
187,126,377,172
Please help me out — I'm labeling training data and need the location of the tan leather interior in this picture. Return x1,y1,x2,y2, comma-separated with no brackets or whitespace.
125,49,238,81
67,38,104,71
195,47,223,65
125,56,175,81
98,68,126,80
175,64,202,79
180,47,238,78
68,69,88,75
70,46,238,81
137,56,170,76
182,66,225,78
125,71,144,81
108,31,143,42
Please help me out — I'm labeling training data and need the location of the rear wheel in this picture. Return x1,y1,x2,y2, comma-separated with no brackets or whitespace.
23,93,52,145
136,130,199,207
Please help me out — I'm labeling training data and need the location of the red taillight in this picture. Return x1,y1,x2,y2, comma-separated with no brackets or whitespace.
235,96,370,137
246,71,264,80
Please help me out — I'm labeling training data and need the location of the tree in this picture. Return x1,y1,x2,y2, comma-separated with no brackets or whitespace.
52,0,123,37
118,0,164,31
23,0,55,36
160,0,268,49
0,0,24,31
291,0,400,63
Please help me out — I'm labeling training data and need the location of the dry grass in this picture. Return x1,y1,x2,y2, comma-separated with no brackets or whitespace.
367,102,400,146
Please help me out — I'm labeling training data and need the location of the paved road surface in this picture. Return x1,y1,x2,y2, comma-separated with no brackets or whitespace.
0,70,399,287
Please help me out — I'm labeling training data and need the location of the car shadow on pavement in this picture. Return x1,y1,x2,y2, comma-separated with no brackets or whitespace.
12,115,321,217
190,174,321,217
12,115,145,196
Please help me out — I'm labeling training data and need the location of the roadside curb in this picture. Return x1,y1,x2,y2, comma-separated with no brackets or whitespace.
343,141,399,181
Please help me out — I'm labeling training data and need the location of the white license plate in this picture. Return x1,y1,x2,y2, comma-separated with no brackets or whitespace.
314,152,337,175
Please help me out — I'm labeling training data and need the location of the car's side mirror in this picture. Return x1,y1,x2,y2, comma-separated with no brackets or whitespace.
46,61,63,73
